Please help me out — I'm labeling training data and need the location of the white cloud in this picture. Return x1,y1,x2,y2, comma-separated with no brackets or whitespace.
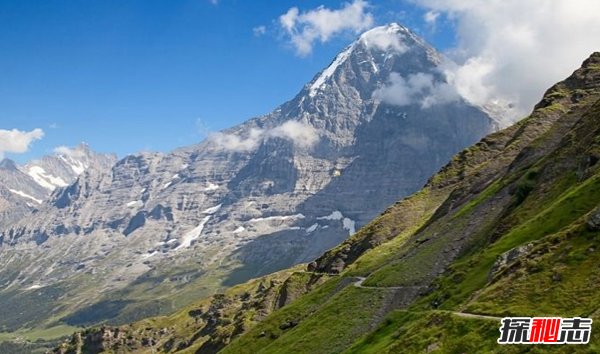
209,121,319,152
253,25,267,37
53,145,86,158
373,73,413,106
279,0,374,56
210,128,264,152
195,118,211,140
423,11,440,26
360,26,408,52
0,128,44,159
412,0,600,123
268,121,319,149
374,72,459,108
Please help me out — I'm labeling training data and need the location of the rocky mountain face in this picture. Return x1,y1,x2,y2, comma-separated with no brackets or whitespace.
54,52,600,354
0,24,496,333
0,144,116,227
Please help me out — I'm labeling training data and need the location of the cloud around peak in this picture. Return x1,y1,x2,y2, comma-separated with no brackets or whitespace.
374,72,460,109
209,121,319,152
411,0,600,123
279,0,374,56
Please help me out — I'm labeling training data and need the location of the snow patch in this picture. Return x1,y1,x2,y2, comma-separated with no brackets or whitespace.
317,211,343,221
204,182,219,191
27,166,68,190
318,211,356,235
248,214,305,223
25,284,43,290
8,189,42,204
141,251,158,259
58,155,87,175
309,44,355,97
306,223,319,233
202,204,222,215
343,217,356,235
233,226,246,234
126,200,142,208
176,216,211,250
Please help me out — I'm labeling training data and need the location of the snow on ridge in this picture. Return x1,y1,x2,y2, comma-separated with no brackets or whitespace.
58,155,87,175
26,166,68,191
8,189,43,204
309,43,355,98
359,23,408,53
203,204,222,215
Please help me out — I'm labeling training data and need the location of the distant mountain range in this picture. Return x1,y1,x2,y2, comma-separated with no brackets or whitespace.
0,23,497,339
0,143,116,226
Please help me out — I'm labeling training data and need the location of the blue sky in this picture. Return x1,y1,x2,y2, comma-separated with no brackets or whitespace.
0,0,455,163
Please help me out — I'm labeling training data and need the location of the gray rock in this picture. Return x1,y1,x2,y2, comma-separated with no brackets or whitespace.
587,206,600,231
490,243,534,281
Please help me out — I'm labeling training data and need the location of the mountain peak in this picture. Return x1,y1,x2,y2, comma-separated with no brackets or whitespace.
307,43,355,98
584,51,600,65
305,23,440,100
358,22,427,53
359,22,409,39
0,158,18,171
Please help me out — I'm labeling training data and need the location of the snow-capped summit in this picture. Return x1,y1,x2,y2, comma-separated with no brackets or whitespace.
23,143,116,191
305,23,441,100
0,144,116,226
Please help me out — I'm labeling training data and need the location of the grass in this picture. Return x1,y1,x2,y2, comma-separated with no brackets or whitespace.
344,310,600,354
0,324,80,342
420,171,600,311
343,200,440,278
452,178,506,219
464,224,600,317
258,286,387,354
221,277,345,354
362,234,450,287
